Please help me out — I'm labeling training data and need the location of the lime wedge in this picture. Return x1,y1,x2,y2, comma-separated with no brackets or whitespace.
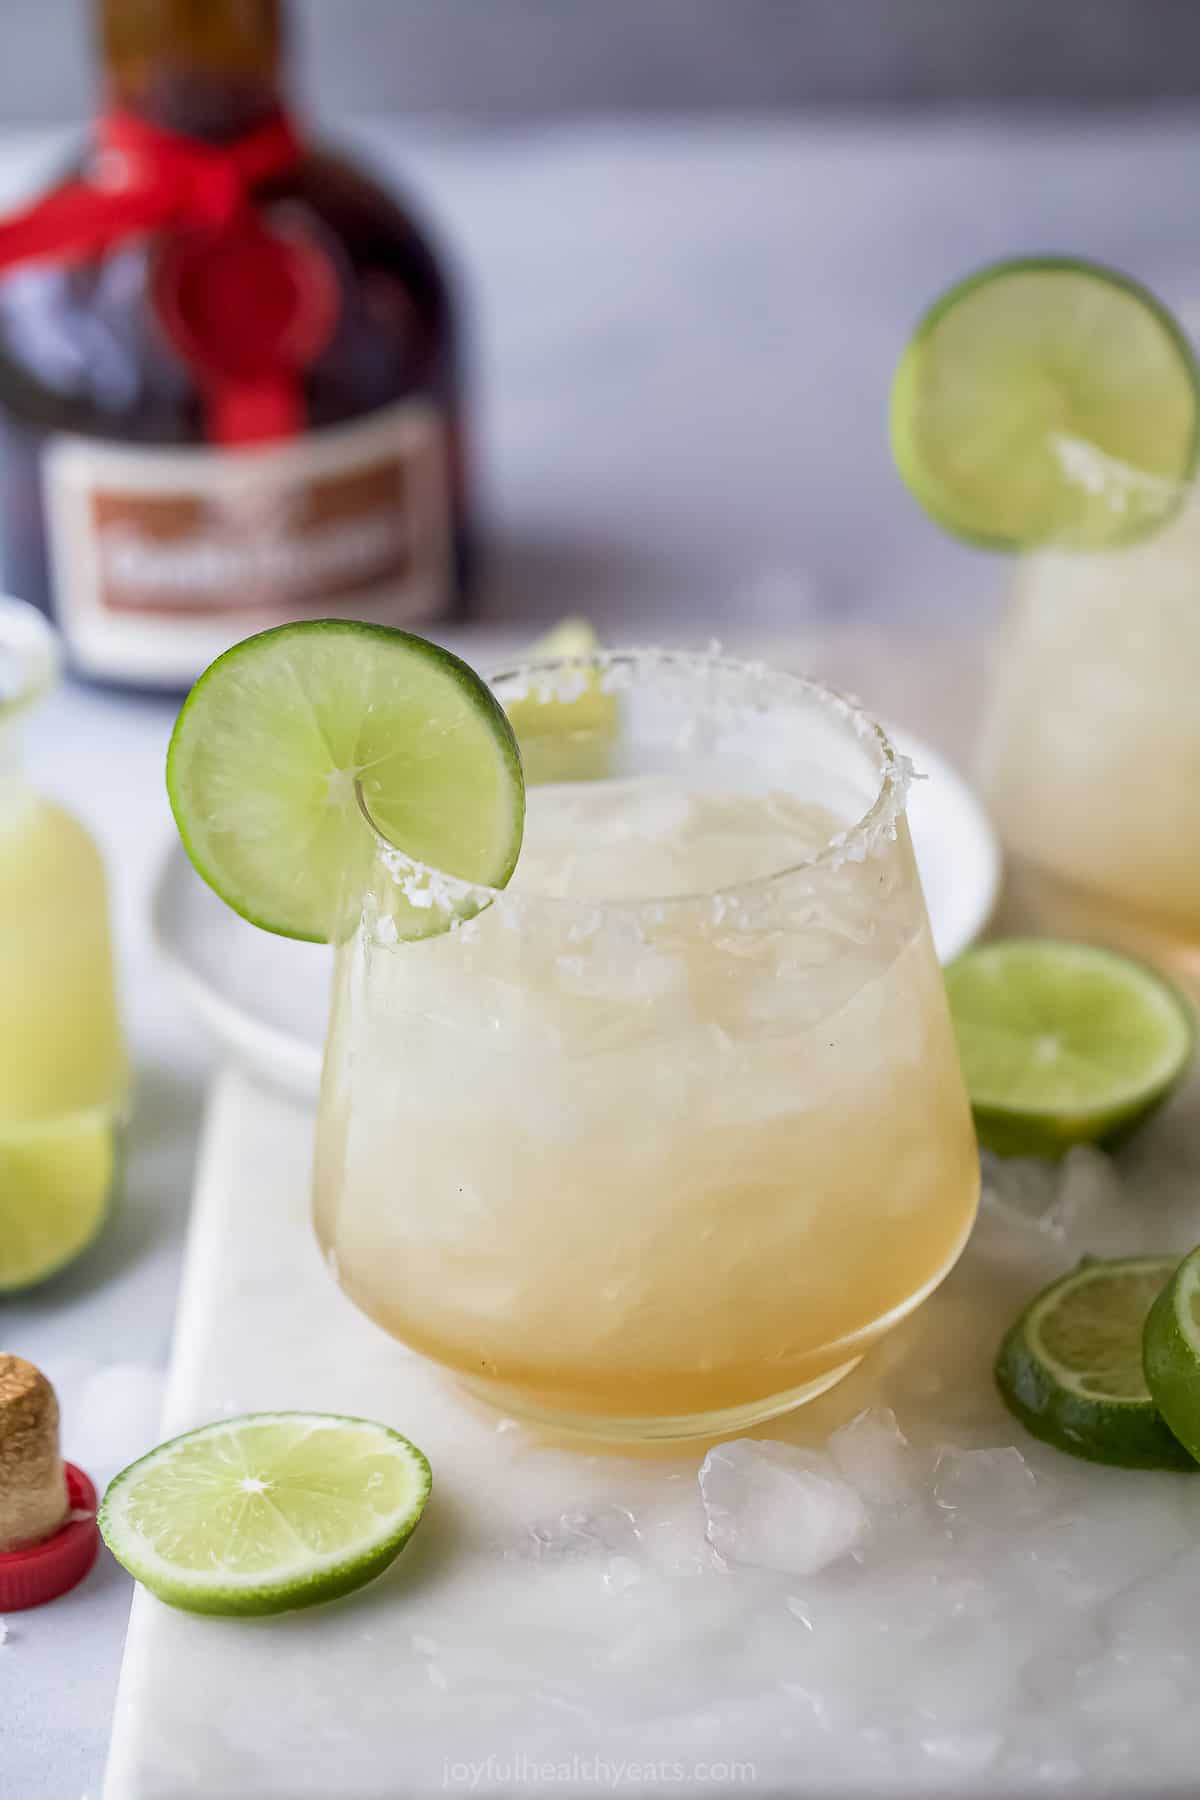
1143,1247,1200,1464
99,1412,432,1615
891,257,1200,549
505,617,618,784
526,618,601,661
996,1257,1194,1470
0,1110,115,1292
167,621,525,943
945,940,1193,1158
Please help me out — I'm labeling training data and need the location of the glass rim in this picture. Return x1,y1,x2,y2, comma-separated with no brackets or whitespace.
357,647,912,916
1018,434,1196,555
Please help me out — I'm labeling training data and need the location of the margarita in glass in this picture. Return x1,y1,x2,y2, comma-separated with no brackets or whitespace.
889,253,1200,989
983,495,1200,985
314,652,979,1438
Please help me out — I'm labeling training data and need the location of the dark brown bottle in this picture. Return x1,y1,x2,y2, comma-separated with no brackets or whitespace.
0,0,471,689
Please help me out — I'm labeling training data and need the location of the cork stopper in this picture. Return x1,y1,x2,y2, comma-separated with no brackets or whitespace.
0,1356,68,1552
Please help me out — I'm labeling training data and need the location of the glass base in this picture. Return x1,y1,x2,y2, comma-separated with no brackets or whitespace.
996,855,1200,1001
454,1356,865,1444
444,1200,980,1445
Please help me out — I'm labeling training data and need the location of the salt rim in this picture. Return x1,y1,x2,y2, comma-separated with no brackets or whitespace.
356,649,913,932
1050,434,1187,527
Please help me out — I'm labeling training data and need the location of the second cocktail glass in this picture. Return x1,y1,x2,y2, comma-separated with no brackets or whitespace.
314,651,980,1440
982,494,1200,989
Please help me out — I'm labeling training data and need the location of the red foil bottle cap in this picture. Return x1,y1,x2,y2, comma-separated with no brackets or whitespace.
153,215,340,444
0,1465,100,1610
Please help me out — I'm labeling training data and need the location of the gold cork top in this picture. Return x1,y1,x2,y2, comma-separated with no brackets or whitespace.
0,1354,68,1551
0,1354,60,1451
0,1353,56,1407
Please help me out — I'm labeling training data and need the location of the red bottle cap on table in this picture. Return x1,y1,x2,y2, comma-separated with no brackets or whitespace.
0,1465,101,1611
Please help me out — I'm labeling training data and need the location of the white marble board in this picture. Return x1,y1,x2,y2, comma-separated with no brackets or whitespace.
104,1065,1200,1799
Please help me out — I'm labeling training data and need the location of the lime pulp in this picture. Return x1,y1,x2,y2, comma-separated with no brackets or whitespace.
996,1257,1194,1471
945,939,1193,1158
166,621,525,944
99,1412,432,1616
504,617,619,784
891,256,1200,549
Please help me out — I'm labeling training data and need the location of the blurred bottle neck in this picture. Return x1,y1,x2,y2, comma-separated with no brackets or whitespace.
96,0,288,142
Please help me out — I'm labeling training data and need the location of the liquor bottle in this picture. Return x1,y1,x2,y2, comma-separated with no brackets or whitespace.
0,0,470,691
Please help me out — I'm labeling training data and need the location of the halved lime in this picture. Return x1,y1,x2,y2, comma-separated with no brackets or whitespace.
0,1110,115,1292
996,1257,1193,1470
99,1412,432,1616
1143,1247,1200,1464
891,257,1200,549
945,940,1192,1158
167,621,524,943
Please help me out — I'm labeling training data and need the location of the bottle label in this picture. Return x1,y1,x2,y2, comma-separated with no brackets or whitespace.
42,400,450,685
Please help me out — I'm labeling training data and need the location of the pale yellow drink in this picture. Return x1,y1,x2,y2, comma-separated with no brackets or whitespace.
315,657,979,1438
0,600,126,1289
983,498,1200,984
0,787,125,1126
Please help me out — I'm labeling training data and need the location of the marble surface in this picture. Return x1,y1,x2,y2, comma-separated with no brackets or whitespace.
7,109,1200,1797
104,1065,1200,1800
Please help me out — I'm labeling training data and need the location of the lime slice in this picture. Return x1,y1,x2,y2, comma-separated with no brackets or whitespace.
945,940,1192,1158
0,1110,115,1292
505,617,618,784
891,256,1200,549
99,1412,432,1616
167,621,525,943
1143,1247,1200,1464
996,1257,1193,1470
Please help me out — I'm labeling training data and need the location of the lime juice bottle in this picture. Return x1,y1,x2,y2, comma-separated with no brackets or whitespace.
0,598,127,1291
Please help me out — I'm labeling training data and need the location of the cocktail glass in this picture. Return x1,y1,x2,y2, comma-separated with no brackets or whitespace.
981,491,1200,990
314,650,980,1440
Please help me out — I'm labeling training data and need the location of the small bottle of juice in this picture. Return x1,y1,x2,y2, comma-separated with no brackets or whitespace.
0,599,127,1291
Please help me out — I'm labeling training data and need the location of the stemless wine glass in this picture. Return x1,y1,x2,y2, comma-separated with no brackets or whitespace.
981,490,1200,989
314,651,979,1440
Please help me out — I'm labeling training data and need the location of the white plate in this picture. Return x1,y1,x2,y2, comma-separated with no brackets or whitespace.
150,726,1000,1101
